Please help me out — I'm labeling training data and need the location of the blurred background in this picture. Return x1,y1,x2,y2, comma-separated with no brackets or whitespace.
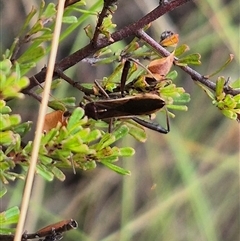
0,0,239,240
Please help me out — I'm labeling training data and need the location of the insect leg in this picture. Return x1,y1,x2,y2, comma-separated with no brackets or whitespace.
131,108,170,134
94,80,109,98
120,60,131,96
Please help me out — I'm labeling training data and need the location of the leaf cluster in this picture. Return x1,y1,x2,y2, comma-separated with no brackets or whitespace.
0,0,239,236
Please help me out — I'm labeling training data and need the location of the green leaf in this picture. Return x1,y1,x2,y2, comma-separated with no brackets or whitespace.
41,128,58,145
48,101,66,111
0,131,15,145
62,16,78,23
19,7,37,35
28,20,44,35
39,154,53,165
58,97,76,106
175,44,190,57
99,14,116,40
42,3,56,18
112,125,129,141
48,97,75,109
172,93,191,104
32,34,53,42
224,94,237,108
12,121,32,137
122,39,140,54
166,70,178,80
19,62,37,74
78,159,96,171
0,101,11,114
101,160,131,175
0,206,19,225
0,59,12,73
84,24,94,39
63,135,89,153
221,109,237,120
197,82,215,100
167,104,188,111
0,186,7,198
36,164,54,181
0,70,29,99
118,147,135,157
230,78,240,89
67,107,85,131
17,46,45,64
96,133,116,150
215,76,225,98
51,166,65,181
206,54,234,78
50,79,62,90
177,53,201,65
82,129,102,143
127,120,147,142
233,94,240,102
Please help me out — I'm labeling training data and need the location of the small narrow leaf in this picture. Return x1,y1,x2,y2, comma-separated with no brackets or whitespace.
127,120,147,142
0,186,7,198
42,3,57,18
112,125,129,141
101,160,131,175
62,16,78,23
167,104,188,111
19,7,37,34
206,54,234,78
36,165,54,181
96,133,116,150
118,147,135,157
221,109,237,120
51,166,66,181
215,76,225,98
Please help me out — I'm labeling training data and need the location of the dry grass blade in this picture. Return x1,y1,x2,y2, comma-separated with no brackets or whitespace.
13,1,66,241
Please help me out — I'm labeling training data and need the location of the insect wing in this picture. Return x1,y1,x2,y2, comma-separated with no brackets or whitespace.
36,219,77,238
84,94,165,120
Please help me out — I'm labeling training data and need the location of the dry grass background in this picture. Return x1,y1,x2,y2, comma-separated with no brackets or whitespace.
0,0,239,240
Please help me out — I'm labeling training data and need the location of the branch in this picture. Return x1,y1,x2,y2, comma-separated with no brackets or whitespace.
23,0,192,93
91,0,117,45
135,29,240,96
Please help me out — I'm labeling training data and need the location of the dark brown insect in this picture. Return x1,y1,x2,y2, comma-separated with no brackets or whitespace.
81,55,171,134
84,93,165,119
83,80,169,134
22,219,78,241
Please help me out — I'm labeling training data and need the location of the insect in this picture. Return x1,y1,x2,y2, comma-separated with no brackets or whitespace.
159,30,179,47
22,219,78,241
83,72,170,134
